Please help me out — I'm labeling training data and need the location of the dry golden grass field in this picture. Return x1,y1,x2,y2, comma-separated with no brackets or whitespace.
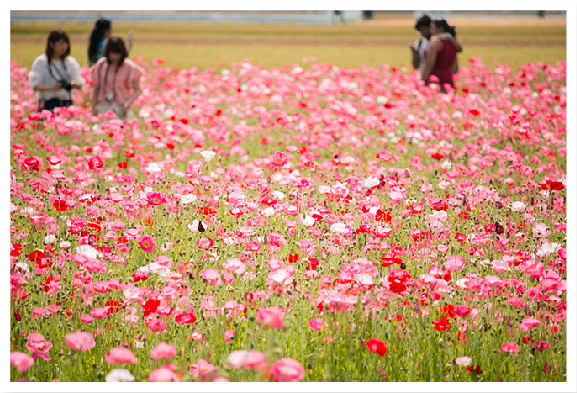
11,17,566,70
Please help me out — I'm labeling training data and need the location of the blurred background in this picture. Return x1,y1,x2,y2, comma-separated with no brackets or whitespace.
11,10,566,70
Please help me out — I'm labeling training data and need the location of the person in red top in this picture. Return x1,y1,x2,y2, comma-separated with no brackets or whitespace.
90,36,144,120
422,19,460,93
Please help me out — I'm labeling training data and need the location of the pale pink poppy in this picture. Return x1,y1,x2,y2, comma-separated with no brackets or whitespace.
104,347,138,364
445,256,466,272
224,330,235,344
197,237,214,250
65,330,95,352
10,352,34,373
257,306,285,329
189,358,216,378
149,367,179,382
150,342,177,360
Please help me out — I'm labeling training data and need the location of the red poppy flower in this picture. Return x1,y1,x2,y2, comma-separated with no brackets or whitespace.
306,258,319,270
433,317,451,331
44,275,57,292
458,211,469,219
431,200,448,211
549,181,565,190
106,300,120,315
29,250,45,262
175,313,196,325
142,299,160,316
366,338,388,357
52,200,68,211
380,257,402,267
288,253,299,263
88,156,103,170
85,221,102,233
440,305,456,319
11,243,23,257
375,209,392,222
124,149,135,158
118,162,128,169
133,270,148,283
24,157,40,170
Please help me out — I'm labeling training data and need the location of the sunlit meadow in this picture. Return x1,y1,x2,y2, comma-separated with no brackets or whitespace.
9,55,566,382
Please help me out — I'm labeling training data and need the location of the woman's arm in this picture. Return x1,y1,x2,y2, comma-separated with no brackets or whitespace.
34,83,62,91
431,34,463,53
445,35,463,53
121,78,141,115
411,46,420,69
91,82,99,116
421,40,440,84
68,58,85,90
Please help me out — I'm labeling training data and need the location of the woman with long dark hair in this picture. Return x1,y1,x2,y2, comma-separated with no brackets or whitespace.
90,36,143,121
421,19,459,92
29,29,85,111
88,18,112,66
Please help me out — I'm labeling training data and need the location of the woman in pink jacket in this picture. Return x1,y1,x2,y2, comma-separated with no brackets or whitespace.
90,36,144,121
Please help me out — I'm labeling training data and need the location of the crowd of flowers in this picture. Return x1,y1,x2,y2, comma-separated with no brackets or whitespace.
9,56,566,382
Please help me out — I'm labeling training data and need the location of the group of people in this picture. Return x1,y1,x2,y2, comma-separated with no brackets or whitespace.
28,18,142,120
28,15,462,119
410,15,462,92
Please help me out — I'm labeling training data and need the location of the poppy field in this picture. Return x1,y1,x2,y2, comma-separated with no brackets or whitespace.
9,56,567,382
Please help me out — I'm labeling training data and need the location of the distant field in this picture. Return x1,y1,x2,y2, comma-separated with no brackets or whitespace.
11,19,566,70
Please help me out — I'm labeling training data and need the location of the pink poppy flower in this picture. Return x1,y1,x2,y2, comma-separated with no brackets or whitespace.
201,269,221,286
269,151,289,168
189,358,217,379
104,347,138,364
196,237,214,250
147,319,168,333
224,330,235,344
146,191,167,205
149,367,179,382
270,358,305,382
150,342,177,360
309,318,325,331
256,306,285,329
454,356,473,366
138,235,156,253
79,315,94,324
90,307,108,319
454,305,472,317
10,352,34,373
444,255,466,272
535,341,551,352
65,330,95,352
520,317,541,332
501,342,520,354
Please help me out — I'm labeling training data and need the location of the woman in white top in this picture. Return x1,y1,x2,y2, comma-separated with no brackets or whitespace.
29,29,85,111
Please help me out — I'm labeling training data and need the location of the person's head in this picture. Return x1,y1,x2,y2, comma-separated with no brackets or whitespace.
45,29,71,60
414,15,432,39
431,19,456,37
104,36,129,65
88,18,112,63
